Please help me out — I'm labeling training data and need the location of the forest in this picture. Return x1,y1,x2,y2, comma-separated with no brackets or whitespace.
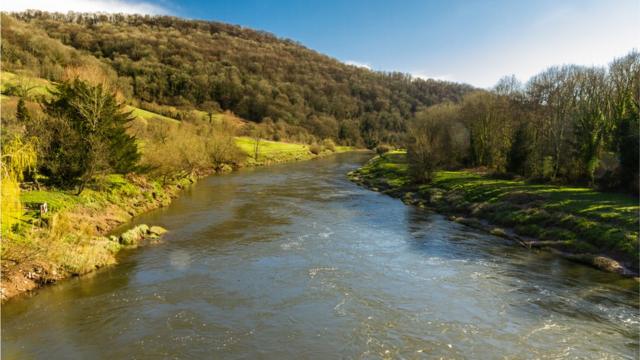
406,52,639,194
1,11,472,147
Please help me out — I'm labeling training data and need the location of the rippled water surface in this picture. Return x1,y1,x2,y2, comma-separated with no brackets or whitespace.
2,153,638,359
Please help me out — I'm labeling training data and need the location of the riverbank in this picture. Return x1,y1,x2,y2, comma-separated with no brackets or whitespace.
348,151,639,276
1,145,356,301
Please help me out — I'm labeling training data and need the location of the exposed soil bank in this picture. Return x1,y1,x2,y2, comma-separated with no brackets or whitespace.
348,152,639,277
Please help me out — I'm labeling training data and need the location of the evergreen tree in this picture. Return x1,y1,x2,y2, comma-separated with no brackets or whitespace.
16,97,30,122
41,79,139,192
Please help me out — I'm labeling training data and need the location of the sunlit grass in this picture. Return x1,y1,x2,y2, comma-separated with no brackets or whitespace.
355,151,639,263
1,71,51,97
236,136,314,165
125,105,180,124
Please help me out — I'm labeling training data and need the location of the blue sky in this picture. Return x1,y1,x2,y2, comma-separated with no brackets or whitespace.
3,0,639,87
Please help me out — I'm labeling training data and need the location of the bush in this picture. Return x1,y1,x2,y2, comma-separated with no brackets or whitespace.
376,144,392,156
322,138,336,152
141,120,243,182
309,143,322,155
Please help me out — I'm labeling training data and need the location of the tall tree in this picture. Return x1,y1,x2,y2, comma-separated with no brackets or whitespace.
608,51,640,192
41,79,139,193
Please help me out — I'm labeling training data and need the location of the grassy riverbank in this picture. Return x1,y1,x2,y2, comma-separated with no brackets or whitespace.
349,151,639,275
1,173,192,300
2,143,355,301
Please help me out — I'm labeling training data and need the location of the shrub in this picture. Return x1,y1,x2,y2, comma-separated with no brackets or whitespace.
141,120,243,181
322,138,336,152
376,144,392,157
309,143,322,155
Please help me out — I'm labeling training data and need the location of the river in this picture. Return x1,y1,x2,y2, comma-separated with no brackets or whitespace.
2,153,638,359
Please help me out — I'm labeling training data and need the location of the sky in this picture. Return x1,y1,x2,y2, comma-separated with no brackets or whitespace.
2,0,639,87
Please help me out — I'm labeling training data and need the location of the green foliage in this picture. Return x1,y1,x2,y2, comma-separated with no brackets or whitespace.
506,125,530,175
16,97,30,122
1,135,38,237
234,136,351,166
39,79,140,190
354,151,410,188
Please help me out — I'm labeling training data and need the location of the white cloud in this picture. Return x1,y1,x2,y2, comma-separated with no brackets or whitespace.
0,0,169,15
410,71,453,82
344,60,372,70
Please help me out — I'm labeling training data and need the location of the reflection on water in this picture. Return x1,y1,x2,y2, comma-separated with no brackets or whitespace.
2,153,638,359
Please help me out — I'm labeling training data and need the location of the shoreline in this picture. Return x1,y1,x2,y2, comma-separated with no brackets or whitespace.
1,148,360,302
348,152,639,278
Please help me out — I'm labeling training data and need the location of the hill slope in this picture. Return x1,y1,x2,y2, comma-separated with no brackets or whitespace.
1,11,473,146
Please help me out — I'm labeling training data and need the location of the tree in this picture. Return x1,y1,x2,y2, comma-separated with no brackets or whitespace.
41,79,139,193
1,136,37,238
526,66,580,180
16,97,31,122
201,100,221,123
460,91,512,171
608,51,640,192
406,103,467,183
247,123,265,160
572,67,610,184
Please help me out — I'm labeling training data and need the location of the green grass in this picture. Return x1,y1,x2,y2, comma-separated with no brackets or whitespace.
125,105,181,124
236,137,316,165
21,190,83,213
19,175,144,221
429,171,638,230
352,150,409,188
353,151,639,267
235,137,354,166
1,71,52,97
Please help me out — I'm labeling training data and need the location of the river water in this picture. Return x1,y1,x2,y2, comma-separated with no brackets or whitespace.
2,153,638,359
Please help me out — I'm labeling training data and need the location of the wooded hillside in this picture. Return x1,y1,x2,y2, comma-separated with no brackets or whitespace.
1,11,473,146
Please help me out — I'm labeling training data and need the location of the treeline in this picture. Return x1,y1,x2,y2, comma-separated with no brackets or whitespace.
407,51,639,193
1,11,472,146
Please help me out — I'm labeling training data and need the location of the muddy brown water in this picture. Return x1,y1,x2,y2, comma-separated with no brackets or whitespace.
2,153,638,359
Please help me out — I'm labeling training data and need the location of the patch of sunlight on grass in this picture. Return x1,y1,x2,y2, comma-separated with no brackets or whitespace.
125,105,180,124
20,190,82,212
235,136,318,165
1,71,52,97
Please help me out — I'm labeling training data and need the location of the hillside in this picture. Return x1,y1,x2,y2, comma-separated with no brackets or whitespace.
1,11,473,146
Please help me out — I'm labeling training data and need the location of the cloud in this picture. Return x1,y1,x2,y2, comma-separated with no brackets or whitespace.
410,71,453,82
0,0,169,15
344,60,372,70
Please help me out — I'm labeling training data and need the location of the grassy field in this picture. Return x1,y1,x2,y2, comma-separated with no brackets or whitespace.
0,71,51,97
235,136,353,166
124,105,181,124
351,151,639,272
